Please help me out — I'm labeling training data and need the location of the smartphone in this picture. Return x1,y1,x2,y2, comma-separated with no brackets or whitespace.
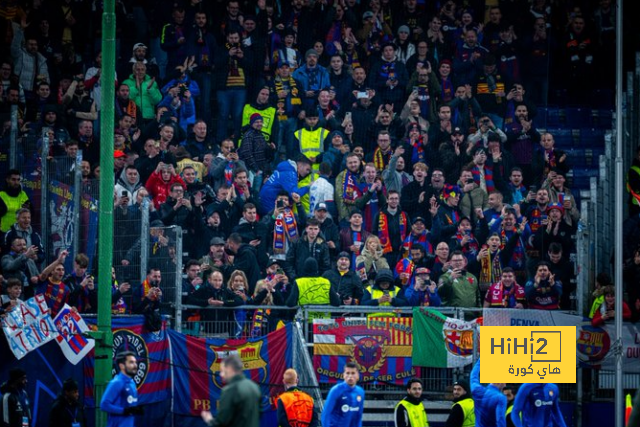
529,185,537,193
276,268,285,275
345,111,352,121
276,199,285,209
121,191,128,197
356,91,368,99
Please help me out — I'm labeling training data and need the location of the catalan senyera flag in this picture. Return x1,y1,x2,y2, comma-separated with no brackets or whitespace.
168,323,293,416
313,317,416,385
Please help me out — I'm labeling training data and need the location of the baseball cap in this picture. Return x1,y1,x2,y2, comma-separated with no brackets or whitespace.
133,42,147,51
268,256,283,266
413,216,426,224
546,202,564,214
209,237,225,246
415,267,431,275
338,251,350,260
114,150,127,159
363,11,374,20
316,202,328,211
150,220,164,228
451,127,463,136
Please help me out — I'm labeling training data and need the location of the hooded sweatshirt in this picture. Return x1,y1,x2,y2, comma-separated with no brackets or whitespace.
114,169,144,206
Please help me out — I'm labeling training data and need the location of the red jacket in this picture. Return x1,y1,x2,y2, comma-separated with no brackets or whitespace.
145,171,186,209
591,301,632,327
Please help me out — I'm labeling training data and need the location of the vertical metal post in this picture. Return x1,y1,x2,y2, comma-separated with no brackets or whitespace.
9,105,18,169
614,0,624,425
140,197,150,283
174,226,183,333
576,367,583,427
72,150,82,258
40,129,49,261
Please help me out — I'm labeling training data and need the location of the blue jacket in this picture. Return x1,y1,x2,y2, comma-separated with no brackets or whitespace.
100,372,139,427
258,160,310,215
471,360,507,427
511,383,567,427
404,283,442,307
321,381,365,427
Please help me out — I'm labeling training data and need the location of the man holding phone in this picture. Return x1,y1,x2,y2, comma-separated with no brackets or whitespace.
437,250,480,308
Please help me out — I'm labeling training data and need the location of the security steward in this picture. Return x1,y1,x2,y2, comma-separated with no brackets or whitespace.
395,378,429,427
446,379,476,427
276,368,319,427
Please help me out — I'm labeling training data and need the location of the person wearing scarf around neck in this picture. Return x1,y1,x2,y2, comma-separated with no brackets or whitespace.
483,267,526,308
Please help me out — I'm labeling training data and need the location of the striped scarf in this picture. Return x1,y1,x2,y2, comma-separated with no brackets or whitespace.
471,165,495,193
455,232,479,259
373,147,392,171
479,250,503,292
273,209,298,254
342,170,361,202
402,231,432,258
112,280,128,314
395,258,415,287
224,161,234,185
351,230,364,268
378,211,408,254
410,136,426,165
363,183,380,232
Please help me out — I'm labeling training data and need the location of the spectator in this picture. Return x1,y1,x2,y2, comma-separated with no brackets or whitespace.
238,113,275,181
114,165,144,206
259,156,312,216
0,169,30,235
483,267,526,308
209,138,247,192
146,162,186,209
546,242,576,311
2,208,44,265
405,267,441,307
543,169,580,228
183,120,215,162
591,285,631,326
437,250,481,307
0,279,23,317
323,251,363,305
373,189,410,264
531,132,569,186
35,249,70,317
63,253,97,313
267,61,303,160
286,218,331,280
122,62,163,124
133,267,163,317
293,49,331,112
224,233,261,294
10,21,49,97
233,203,269,271
362,268,408,311
524,261,562,310
369,42,409,112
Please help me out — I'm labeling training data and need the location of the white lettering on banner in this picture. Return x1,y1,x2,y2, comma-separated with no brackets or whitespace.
1,296,60,359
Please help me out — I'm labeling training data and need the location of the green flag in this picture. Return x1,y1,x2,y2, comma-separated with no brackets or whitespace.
412,307,476,368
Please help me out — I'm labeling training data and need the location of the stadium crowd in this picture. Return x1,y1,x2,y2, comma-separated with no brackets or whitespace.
0,0,630,338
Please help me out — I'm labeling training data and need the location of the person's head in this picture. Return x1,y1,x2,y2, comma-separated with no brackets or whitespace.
571,15,586,34
386,190,400,209
337,252,350,271
552,171,566,190
464,29,478,46
431,169,445,189
547,202,564,222
226,233,243,253
15,208,31,230
36,81,51,99
472,147,487,165
220,139,235,156
487,233,502,251
226,30,241,45
62,378,80,403
489,6,502,23
413,162,428,182
452,379,469,399
0,61,13,80
487,191,504,210
296,156,312,179
442,184,461,207
330,54,344,72
364,163,377,183
159,124,174,143
24,35,39,54
349,210,363,228
438,104,452,121
8,368,27,389
133,61,147,77
353,67,366,84
501,267,516,287
436,242,450,261
249,113,264,131
116,351,138,377
449,250,467,269
317,89,331,108
602,285,616,306
5,278,23,300
305,49,319,67
207,270,224,288
548,242,563,263
343,361,360,386
73,253,89,276
242,203,257,223
220,354,243,383
458,217,472,233
146,267,162,285
364,235,382,253
410,244,426,261
193,120,207,139
509,168,523,186
377,130,391,151
283,368,299,389
536,188,549,205
541,132,555,150
305,218,321,240
346,153,361,173
406,378,423,399
5,169,22,190
185,259,201,279
170,182,185,200
382,43,395,61
228,270,248,292
536,261,551,279
503,385,516,403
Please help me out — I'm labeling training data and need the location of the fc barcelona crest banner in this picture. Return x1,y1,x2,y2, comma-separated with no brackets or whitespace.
313,317,416,385
168,323,293,416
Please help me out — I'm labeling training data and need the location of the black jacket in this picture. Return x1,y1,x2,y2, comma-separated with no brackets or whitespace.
286,235,331,279
233,219,269,271
227,244,261,294
322,268,364,303
400,180,431,224
48,395,87,427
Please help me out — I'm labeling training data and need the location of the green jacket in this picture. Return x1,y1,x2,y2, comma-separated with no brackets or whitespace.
438,271,481,307
209,374,262,427
122,74,163,120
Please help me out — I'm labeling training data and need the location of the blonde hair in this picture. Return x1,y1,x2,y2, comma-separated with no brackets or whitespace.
283,368,298,386
364,235,382,251
227,270,249,290
254,280,274,305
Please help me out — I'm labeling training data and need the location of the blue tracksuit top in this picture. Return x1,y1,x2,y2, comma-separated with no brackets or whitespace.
258,160,310,215
321,381,365,427
100,372,139,427
511,383,567,427
471,360,507,427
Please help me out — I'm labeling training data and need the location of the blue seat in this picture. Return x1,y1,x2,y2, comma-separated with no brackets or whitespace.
565,107,592,128
534,107,548,129
578,128,606,148
594,109,613,129
546,107,563,127
547,128,574,148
